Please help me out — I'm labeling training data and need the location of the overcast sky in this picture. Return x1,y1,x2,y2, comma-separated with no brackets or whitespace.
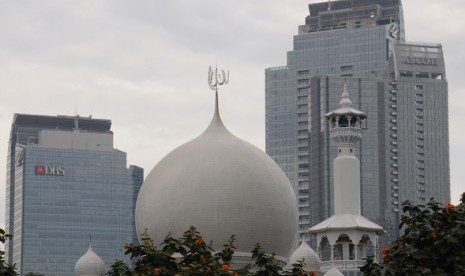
1,1,464,229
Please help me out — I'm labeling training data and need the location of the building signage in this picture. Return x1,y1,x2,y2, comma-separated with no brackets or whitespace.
35,165,65,176
403,56,438,66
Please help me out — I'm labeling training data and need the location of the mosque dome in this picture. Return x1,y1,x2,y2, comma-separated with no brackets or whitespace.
74,244,105,276
324,268,344,276
135,92,297,259
288,239,321,271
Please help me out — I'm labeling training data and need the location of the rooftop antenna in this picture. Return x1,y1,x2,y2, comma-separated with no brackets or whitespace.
328,0,332,10
73,114,80,132
73,105,80,132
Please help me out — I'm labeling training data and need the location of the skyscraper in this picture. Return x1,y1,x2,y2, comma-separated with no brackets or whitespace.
265,0,449,247
5,114,143,276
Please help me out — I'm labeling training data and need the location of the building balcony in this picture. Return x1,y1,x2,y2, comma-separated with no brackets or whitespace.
320,260,365,273
298,184,309,191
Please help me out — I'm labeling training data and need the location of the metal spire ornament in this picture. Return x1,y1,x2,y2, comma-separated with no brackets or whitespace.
208,66,229,114
208,65,229,92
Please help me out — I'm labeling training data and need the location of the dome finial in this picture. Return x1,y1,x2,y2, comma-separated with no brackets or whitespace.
208,65,229,116
339,79,352,108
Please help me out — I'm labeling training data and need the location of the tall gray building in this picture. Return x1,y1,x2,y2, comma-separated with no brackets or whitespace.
5,114,143,275
265,0,449,247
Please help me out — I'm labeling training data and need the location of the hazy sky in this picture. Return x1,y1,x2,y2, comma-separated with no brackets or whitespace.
1,1,464,229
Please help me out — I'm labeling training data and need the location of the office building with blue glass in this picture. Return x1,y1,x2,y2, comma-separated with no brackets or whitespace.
265,0,450,248
5,114,143,276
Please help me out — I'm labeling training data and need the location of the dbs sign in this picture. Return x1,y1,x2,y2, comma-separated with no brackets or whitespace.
35,165,65,176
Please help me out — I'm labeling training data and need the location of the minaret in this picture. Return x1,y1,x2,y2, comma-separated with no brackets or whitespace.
309,82,384,274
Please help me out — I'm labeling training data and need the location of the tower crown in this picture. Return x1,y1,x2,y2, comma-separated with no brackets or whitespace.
325,84,366,153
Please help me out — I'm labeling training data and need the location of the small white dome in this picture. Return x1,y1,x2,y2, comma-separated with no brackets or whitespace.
288,239,321,271
74,245,105,276
324,267,344,276
135,96,297,258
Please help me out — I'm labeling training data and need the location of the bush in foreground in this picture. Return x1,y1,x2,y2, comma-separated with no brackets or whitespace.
361,193,465,276
0,228,17,276
106,226,316,276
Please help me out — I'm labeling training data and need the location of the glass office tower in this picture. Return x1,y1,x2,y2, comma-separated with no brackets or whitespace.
265,0,449,248
5,114,143,276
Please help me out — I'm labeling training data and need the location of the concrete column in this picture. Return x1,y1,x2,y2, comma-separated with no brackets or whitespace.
358,243,365,260
342,242,350,260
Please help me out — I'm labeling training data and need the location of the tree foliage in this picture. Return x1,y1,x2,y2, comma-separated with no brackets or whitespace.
0,228,18,276
107,226,317,276
361,193,465,276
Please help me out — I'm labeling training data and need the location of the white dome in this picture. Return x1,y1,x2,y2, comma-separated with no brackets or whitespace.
324,268,344,276
74,245,105,276
135,100,297,258
288,239,321,271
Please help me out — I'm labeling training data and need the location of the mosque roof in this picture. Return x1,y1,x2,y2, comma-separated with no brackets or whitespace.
288,239,321,271
309,214,384,234
74,244,105,276
324,267,345,276
135,91,297,258
324,84,366,118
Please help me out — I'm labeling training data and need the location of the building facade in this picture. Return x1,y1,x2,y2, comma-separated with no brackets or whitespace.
5,114,143,276
265,0,449,247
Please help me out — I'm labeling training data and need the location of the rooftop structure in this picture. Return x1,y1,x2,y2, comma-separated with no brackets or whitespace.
301,0,403,36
